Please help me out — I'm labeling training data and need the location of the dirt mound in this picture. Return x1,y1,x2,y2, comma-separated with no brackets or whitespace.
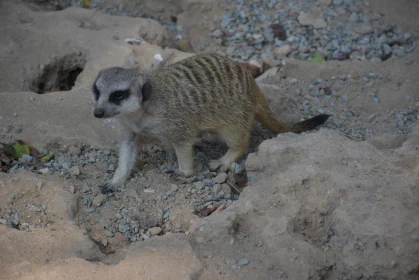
1,127,417,280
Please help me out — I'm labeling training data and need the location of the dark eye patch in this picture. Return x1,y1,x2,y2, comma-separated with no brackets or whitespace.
92,84,100,100
142,82,152,102
109,89,130,105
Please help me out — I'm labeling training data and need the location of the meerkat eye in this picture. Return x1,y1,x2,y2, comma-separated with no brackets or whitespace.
109,89,130,104
115,91,124,99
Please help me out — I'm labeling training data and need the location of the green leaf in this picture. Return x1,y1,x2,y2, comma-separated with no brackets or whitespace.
40,154,52,163
13,142,30,158
312,53,326,64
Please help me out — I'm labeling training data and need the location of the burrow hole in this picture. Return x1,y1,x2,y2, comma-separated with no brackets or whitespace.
31,52,86,94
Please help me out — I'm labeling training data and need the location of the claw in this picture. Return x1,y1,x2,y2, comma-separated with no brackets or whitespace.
100,183,115,194
209,160,223,171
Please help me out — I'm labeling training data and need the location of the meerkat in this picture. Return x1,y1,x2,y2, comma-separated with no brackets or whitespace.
91,53,330,193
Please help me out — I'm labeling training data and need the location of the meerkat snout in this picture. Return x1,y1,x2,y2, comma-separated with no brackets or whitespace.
94,108,105,118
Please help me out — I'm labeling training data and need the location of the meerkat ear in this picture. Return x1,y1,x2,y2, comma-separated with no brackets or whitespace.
141,82,152,102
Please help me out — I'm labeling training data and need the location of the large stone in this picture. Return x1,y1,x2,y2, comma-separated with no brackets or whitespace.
298,11,327,28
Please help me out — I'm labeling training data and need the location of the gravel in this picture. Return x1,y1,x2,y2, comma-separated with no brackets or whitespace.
206,0,416,63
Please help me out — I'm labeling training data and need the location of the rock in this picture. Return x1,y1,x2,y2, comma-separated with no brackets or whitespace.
298,12,327,29
39,167,49,174
69,146,81,156
81,183,90,193
107,164,115,172
313,18,327,29
119,224,130,233
69,185,75,193
353,24,373,35
212,29,223,38
382,44,392,56
193,181,205,190
170,184,179,192
349,12,359,22
393,48,405,57
221,183,231,195
125,188,138,199
333,0,343,5
402,32,412,41
20,223,29,231
68,166,80,176
319,0,332,5
92,194,107,206
237,258,249,266
274,45,292,57
212,184,222,194
62,162,72,169
213,173,228,184
148,227,162,236
14,213,22,223
189,210,237,239
21,154,33,162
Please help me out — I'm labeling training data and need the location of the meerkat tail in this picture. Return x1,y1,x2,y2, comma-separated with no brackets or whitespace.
255,89,331,134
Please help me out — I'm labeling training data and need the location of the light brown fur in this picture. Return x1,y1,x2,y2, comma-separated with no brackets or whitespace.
92,53,330,192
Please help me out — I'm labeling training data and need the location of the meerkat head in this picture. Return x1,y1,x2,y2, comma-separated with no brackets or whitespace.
91,67,149,119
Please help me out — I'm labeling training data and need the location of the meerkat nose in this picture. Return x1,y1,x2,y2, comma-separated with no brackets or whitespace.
94,108,105,118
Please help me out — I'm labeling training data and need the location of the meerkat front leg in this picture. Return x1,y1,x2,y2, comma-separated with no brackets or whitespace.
101,128,137,194
172,141,194,177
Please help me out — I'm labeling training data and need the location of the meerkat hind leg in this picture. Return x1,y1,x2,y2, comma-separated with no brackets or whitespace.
209,128,250,172
172,140,195,177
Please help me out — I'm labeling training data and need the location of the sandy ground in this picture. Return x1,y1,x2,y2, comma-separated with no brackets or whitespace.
0,0,418,279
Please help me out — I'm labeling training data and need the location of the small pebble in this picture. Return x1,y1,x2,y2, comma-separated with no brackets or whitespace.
170,184,179,192
81,183,90,193
22,154,33,162
119,224,130,233
213,173,228,184
193,181,205,190
148,227,162,236
237,258,249,266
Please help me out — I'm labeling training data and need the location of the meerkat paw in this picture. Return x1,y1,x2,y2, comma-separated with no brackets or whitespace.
209,160,232,173
164,168,193,178
209,160,223,171
100,183,116,194
218,164,232,173
176,168,194,177
100,173,127,194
